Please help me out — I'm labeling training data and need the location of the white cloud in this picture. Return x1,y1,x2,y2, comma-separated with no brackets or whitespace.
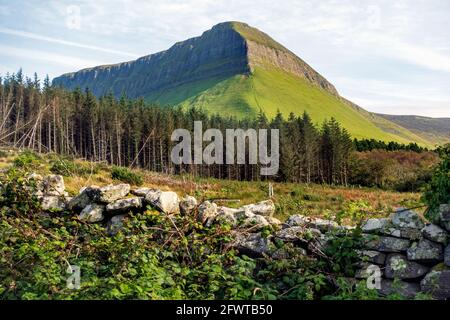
0,44,103,69
0,27,139,58
1,0,449,116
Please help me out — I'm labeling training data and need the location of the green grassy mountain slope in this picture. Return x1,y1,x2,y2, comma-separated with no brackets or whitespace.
53,21,436,146
376,114,450,146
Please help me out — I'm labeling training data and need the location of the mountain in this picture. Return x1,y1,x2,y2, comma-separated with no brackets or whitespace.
376,114,450,146
53,21,433,146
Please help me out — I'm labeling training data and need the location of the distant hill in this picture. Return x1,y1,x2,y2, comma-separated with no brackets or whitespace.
376,114,450,146
53,21,435,146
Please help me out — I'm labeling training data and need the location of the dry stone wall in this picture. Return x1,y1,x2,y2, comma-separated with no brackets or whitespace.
31,174,450,300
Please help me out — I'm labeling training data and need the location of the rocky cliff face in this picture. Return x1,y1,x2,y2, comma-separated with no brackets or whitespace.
53,22,250,98
53,22,338,99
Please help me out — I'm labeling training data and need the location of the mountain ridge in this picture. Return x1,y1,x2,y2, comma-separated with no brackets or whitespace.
53,21,441,146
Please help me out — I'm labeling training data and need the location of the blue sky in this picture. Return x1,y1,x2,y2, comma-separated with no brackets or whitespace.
0,0,449,117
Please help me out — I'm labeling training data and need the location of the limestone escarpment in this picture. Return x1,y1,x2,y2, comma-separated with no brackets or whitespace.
52,22,338,100
245,39,338,96
53,23,250,99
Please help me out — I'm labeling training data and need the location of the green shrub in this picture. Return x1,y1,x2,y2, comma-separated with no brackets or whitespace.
50,158,98,177
111,166,143,186
13,150,41,169
422,144,450,222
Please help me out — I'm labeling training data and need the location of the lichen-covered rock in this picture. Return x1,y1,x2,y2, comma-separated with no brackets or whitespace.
385,254,429,279
422,224,447,244
407,239,444,263
106,214,127,236
445,245,450,267
271,247,307,260
214,207,238,227
197,201,218,226
362,234,411,253
308,218,338,233
233,208,255,221
356,250,386,265
275,226,305,242
179,195,197,215
234,232,272,258
355,264,383,279
67,186,99,211
285,214,309,227
131,187,152,197
420,270,450,300
265,216,282,226
146,190,180,214
98,184,130,203
381,227,422,241
392,208,425,230
242,200,275,217
40,196,66,211
361,218,390,233
438,204,450,231
43,175,66,196
106,197,143,214
78,204,105,223
240,215,269,231
379,279,420,299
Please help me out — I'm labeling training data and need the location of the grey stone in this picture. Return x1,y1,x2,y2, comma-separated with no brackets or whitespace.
214,208,238,227
43,175,66,196
308,218,338,233
275,226,306,242
271,247,307,260
67,186,99,211
233,208,255,221
234,232,272,257
197,201,218,226
106,197,143,214
240,215,270,231
422,224,447,244
265,216,282,226
382,227,422,241
438,204,450,231
355,264,383,279
361,218,390,233
362,234,411,253
420,270,450,300
445,245,450,267
379,279,420,299
285,214,309,227
242,200,275,217
356,250,386,265
385,254,429,279
131,187,153,197
98,184,130,203
106,214,127,236
407,239,444,263
78,204,105,223
147,190,179,214
392,208,425,230
179,195,197,215
40,196,66,211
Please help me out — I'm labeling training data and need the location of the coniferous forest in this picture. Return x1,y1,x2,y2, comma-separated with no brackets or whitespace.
0,71,437,190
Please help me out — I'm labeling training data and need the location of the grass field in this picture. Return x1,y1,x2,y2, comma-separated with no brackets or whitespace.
153,64,430,146
1,149,423,226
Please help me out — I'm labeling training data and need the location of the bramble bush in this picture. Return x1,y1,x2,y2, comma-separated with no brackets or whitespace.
422,144,450,222
111,166,143,186
0,170,409,300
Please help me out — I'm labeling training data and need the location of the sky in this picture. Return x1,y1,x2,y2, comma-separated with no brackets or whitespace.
0,0,449,118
